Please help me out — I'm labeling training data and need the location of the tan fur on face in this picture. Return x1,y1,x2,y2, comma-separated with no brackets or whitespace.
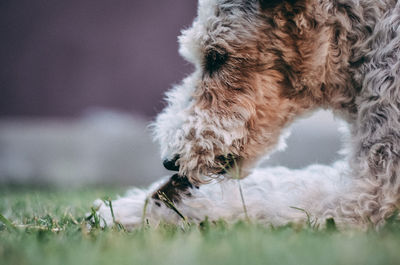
173,0,337,183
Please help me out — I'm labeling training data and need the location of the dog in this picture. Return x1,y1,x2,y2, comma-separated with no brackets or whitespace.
96,0,400,229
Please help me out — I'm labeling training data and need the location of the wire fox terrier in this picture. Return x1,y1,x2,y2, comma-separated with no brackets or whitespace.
97,0,400,229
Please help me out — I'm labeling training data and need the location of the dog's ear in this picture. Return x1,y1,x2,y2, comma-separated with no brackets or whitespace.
259,0,299,9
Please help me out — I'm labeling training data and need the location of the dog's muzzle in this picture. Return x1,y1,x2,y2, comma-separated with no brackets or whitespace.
163,153,238,174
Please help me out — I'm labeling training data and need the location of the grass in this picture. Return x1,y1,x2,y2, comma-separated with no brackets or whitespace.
1,187,400,265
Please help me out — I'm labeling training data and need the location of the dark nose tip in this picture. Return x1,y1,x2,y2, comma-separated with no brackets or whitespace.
163,155,180,171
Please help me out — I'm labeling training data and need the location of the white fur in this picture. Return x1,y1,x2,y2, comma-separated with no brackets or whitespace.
97,160,351,229
151,73,198,160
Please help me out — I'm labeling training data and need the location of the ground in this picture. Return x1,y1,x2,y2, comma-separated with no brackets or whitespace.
1,187,400,265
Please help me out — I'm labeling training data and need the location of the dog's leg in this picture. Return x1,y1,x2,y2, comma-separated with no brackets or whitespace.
338,3,400,227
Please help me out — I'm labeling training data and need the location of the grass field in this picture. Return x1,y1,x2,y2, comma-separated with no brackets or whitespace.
1,187,400,265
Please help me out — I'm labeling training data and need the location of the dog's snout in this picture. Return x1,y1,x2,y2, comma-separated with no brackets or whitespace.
163,155,180,171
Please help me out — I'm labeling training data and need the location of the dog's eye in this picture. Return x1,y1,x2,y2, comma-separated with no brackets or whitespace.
204,48,228,75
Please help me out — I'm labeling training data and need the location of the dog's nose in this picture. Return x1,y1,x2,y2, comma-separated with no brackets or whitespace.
163,155,180,171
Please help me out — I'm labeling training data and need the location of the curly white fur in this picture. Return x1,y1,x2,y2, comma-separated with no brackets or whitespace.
97,160,351,229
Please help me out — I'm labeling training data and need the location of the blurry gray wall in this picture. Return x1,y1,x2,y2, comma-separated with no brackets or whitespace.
0,110,170,187
0,110,344,187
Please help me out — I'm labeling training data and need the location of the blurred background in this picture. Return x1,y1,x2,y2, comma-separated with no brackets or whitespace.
0,0,343,188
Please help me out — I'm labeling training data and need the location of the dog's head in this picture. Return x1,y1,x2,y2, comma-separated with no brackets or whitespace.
153,0,331,183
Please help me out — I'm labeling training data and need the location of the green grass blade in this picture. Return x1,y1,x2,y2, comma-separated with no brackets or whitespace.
0,213,16,231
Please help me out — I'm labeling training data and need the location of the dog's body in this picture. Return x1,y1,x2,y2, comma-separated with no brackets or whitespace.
97,0,400,229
